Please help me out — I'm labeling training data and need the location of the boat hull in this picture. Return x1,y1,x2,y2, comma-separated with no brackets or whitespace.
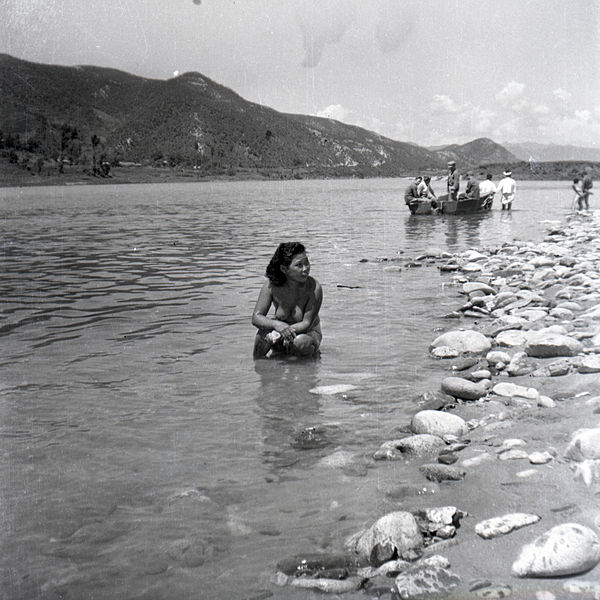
408,194,492,215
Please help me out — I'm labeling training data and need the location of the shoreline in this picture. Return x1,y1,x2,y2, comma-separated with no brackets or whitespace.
0,161,591,189
275,210,600,598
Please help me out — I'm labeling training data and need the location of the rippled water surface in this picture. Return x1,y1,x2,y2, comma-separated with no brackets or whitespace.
0,179,574,599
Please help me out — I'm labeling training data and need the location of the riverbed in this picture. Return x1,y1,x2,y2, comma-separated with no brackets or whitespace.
0,179,577,599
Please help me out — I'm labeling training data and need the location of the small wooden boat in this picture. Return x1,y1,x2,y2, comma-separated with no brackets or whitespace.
408,193,493,215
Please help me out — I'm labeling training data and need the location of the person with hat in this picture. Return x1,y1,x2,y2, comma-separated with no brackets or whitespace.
447,161,460,201
497,169,516,210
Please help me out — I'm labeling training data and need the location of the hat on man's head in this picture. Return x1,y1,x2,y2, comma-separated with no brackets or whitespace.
503,169,512,176
447,161,456,167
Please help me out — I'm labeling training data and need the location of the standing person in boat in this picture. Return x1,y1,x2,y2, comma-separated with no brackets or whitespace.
497,169,516,211
581,167,594,210
464,172,481,202
479,173,496,209
252,242,322,359
447,161,460,201
404,175,423,211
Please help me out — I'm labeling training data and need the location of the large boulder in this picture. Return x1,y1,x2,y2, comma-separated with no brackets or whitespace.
441,376,489,400
430,330,491,355
411,410,469,438
495,330,528,347
525,332,583,358
346,511,423,564
512,523,600,577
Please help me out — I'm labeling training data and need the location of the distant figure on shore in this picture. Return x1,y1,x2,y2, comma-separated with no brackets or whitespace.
464,172,480,202
447,161,460,201
418,176,437,200
479,173,496,209
581,167,594,210
497,169,516,210
572,177,585,210
252,242,322,359
404,176,423,210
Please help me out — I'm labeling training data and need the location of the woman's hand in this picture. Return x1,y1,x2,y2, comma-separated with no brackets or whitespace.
275,323,296,344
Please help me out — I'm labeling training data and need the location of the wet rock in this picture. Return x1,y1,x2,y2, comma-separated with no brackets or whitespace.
483,316,527,337
512,523,600,577
578,355,600,373
285,575,365,593
411,410,469,438
394,555,460,599
537,396,556,408
470,369,492,381
451,357,479,371
416,390,454,411
345,511,423,564
471,583,512,598
292,426,330,449
463,282,496,296
506,351,537,376
430,330,491,355
495,330,528,347
277,553,364,577
492,382,539,401
441,377,490,401
529,451,553,465
525,332,583,358
475,513,541,539
438,452,458,465
564,428,600,461
431,345,460,359
419,464,466,482
373,434,445,460
486,350,511,367
498,449,529,461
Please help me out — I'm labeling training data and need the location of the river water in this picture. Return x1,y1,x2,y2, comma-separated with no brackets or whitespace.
0,179,575,599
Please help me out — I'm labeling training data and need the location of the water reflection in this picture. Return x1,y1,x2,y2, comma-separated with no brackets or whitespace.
253,358,338,475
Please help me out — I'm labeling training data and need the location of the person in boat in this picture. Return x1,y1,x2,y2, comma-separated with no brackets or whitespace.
252,242,322,358
404,176,423,211
479,173,496,209
417,176,438,201
497,169,516,210
447,161,460,201
463,172,481,202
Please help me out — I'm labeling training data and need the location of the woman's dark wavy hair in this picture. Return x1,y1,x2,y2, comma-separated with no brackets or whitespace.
265,242,306,286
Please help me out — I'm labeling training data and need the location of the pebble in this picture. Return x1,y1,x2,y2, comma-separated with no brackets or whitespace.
528,451,553,465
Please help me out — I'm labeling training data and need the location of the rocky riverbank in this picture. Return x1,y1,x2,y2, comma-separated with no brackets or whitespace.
273,211,600,599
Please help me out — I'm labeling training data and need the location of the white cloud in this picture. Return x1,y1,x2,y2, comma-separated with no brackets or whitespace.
316,104,352,121
553,87,572,103
495,81,525,106
430,94,461,114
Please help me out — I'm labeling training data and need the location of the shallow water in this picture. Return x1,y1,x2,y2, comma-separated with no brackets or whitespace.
0,179,576,599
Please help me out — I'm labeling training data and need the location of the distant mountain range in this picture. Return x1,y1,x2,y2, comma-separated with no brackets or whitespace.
0,53,519,177
504,142,600,163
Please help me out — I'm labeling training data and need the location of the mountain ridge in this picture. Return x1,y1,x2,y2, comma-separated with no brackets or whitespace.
0,53,519,178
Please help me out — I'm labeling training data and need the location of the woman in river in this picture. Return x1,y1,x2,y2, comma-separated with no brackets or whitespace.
252,242,322,358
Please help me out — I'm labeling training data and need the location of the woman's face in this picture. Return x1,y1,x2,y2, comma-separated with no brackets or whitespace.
282,252,310,282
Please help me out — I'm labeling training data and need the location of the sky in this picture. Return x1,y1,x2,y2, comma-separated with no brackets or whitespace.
2,0,600,148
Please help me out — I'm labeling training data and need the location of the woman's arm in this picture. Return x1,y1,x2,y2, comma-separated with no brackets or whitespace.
289,279,323,335
252,281,295,340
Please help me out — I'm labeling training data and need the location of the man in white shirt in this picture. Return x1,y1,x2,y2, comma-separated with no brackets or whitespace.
497,169,516,210
479,173,496,209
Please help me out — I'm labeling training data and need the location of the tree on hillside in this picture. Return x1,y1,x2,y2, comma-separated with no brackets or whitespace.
91,134,100,174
